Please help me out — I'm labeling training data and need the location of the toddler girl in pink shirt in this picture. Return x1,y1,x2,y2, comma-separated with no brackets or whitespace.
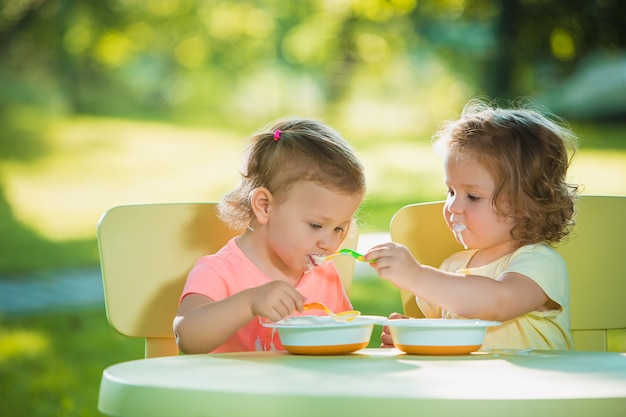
174,118,366,353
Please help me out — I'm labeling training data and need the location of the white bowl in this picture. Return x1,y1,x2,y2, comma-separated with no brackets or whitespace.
263,315,386,355
385,318,501,355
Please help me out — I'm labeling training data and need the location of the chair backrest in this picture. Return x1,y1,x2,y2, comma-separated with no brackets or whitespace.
557,195,626,351
97,203,358,358
389,195,626,352
389,201,461,318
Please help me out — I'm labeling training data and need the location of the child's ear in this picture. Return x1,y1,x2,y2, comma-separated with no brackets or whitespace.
250,187,273,225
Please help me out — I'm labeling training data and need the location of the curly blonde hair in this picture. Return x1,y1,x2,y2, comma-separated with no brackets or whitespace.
218,118,366,230
434,98,579,246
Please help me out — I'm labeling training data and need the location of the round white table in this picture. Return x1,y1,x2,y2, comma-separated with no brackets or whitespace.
99,348,626,417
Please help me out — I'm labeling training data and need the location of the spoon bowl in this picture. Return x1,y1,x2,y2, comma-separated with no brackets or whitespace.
304,302,360,322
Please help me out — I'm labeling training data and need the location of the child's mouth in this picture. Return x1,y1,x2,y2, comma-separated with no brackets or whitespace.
309,254,322,267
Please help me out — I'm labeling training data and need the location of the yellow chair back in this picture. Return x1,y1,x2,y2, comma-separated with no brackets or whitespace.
97,203,358,358
556,195,626,351
389,201,461,318
389,195,626,351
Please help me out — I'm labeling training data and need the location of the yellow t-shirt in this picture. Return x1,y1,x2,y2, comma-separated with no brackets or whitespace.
417,243,574,350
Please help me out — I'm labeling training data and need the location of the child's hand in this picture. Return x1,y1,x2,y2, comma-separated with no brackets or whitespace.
250,281,305,322
364,242,422,290
380,312,409,348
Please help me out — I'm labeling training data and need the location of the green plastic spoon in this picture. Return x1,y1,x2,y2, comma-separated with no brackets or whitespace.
312,248,372,266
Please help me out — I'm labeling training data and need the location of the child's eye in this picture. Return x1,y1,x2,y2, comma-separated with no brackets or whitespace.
334,226,345,234
309,223,322,229
468,194,481,201
446,188,455,197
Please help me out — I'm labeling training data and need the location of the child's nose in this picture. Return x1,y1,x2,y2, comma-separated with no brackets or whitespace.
317,231,339,251
447,196,463,213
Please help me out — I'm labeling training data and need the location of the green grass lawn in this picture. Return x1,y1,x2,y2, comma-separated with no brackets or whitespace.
0,308,143,417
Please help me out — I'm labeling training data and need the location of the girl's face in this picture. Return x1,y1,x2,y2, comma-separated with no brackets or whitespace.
266,181,363,275
442,153,517,259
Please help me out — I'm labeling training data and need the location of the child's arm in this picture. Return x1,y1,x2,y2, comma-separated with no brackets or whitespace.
173,281,305,354
365,243,550,322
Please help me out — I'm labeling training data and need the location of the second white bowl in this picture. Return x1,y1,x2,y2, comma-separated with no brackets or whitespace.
385,318,501,355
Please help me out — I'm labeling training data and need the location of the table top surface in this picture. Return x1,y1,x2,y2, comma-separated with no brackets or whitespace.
99,348,626,417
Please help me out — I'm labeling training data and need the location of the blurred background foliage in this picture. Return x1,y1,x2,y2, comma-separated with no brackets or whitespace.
1,0,625,273
2,0,624,124
1,2,626,415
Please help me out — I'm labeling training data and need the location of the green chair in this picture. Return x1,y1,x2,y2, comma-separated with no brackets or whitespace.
97,202,358,358
389,195,626,352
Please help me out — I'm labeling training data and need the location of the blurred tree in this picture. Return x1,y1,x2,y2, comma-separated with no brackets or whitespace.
0,0,624,123
458,0,626,98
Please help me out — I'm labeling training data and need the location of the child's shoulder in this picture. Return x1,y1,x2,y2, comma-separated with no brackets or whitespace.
515,242,560,257
193,237,248,269
510,243,566,271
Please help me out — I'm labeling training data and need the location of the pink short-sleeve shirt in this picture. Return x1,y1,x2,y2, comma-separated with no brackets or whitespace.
180,238,352,353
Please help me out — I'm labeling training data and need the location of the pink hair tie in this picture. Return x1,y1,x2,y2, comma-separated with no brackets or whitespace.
273,130,282,141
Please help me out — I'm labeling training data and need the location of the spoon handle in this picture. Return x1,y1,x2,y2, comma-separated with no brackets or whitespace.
338,248,375,263
313,248,373,266
338,248,365,261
